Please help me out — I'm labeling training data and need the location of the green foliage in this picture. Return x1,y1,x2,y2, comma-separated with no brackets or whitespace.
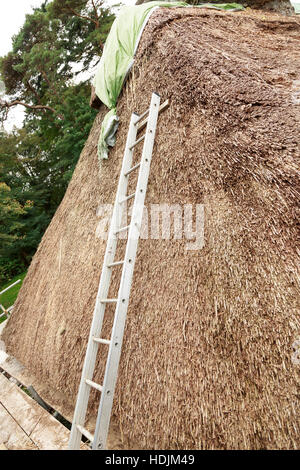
0,182,25,245
48,0,115,71
0,1,115,121
0,84,97,279
0,1,114,282
1,9,70,121
0,271,26,323
0,257,25,289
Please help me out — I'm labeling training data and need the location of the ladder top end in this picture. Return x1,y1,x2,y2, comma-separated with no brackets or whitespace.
133,112,140,116
153,92,160,98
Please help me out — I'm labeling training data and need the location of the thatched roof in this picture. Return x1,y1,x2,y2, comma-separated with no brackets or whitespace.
3,7,300,449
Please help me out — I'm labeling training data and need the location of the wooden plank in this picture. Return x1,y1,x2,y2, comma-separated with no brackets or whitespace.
29,414,70,451
0,374,70,450
0,374,48,437
0,404,38,450
0,374,88,450
0,346,75,427
0,374,15,394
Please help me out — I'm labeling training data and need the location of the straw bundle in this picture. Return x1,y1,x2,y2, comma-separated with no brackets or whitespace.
3,7,300,449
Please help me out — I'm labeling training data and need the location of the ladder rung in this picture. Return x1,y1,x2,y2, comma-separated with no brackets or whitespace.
124,162,141,177
119,193,135,204
137,98,169,132
100,298,118,303
134,108,149,124
107,260,124,268
85,379,103,392
129,134,145,150
77,424,94,443
114,225,130,234
93,337,111,345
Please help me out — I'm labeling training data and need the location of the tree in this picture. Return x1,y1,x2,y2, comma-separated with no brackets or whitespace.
0,1,114,122
0,179,28,282
0,83,97,264
49,0,115,70
0,1,115,282
0,9,69,122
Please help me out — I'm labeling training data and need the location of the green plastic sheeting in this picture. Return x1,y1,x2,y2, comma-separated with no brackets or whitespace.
94,2,244,160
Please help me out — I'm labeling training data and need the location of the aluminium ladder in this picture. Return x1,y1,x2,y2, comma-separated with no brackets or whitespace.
69,92,168,450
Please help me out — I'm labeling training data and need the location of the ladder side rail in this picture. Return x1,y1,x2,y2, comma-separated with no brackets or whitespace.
92,92,161,450
68,112,139,449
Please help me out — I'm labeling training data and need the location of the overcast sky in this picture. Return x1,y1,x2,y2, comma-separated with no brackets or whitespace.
0,0,43,57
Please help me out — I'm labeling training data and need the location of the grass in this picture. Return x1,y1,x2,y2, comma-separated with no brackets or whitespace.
0,272,27,323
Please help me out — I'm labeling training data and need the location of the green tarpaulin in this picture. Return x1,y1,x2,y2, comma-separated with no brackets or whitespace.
93,2,244,160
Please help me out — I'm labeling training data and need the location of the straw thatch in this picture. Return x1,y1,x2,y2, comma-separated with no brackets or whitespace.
136,0,296,16
3,7,300,449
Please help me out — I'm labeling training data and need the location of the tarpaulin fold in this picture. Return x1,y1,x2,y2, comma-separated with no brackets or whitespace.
93,2,244,160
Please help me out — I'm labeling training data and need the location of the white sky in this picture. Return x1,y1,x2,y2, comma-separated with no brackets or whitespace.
0,0,44,57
